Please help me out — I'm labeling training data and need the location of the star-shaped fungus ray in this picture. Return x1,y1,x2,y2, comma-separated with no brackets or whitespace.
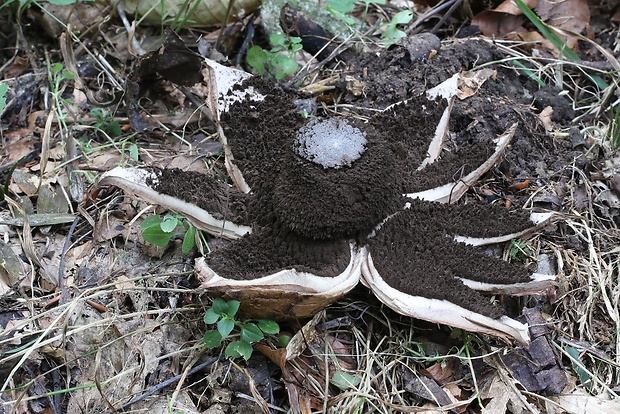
364,200,547,320
97,166,251,240
198,227,363,320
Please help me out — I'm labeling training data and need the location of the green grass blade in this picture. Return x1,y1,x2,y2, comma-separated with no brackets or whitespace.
511,59,545,86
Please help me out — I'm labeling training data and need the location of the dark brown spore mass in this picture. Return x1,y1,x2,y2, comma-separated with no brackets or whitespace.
271,122,401,239
206,224,351,279
222,78,401,239
407,199,536,239
149,168,250,224
367,202,534,318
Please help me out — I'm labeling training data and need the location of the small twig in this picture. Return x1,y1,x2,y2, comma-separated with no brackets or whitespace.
215,0,237,51
284,35,356,89
58,217,80,305
94,349,117,413
116,2,147,56
408,0,460,35
430,0,464,35
235,21,255,67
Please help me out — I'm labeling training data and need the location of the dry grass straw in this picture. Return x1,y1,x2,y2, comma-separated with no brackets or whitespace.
487,32,620,395
553,161,620,392
489,37,619,122
282,304,510,413
0,270,203,411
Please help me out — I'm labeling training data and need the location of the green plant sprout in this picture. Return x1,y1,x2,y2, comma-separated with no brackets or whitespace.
247,34,303,80
0,82,8,116
326,0,386,26
89,108,122,137
508,239,532,263
380,9,413,47
84,108,139,163
168,0,201,32
203,298,280,360
47,62,75,136
325,0,413,48
140,213,197,254
325,0,357,25
331,369,362,390
48,62,75,90
510,59,546,87
77,134,139,166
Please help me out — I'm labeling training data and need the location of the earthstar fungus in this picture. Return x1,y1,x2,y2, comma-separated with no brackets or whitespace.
98,59,558,345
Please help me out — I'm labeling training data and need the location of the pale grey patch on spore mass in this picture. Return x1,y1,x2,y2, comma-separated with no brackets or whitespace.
294,118,367,168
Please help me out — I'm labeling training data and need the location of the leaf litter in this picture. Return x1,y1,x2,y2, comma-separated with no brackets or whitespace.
1,0,620,413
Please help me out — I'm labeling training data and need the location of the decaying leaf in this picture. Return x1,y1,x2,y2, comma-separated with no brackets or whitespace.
472,0,591,53
0,240,25,289
121,0,260,28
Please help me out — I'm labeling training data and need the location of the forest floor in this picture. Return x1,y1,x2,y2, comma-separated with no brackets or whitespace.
1,0,620,413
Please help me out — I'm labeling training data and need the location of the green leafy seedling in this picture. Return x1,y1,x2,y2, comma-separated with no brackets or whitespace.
49,62,75,84
508,239,532,263
325,0,357,25
90,108,122,137
203,298,280,361
381,9,414,47
0,82,8,115
331,370,362,390
47,62,75,127
140,214,197,253
565,345,594,393
247,34,303,80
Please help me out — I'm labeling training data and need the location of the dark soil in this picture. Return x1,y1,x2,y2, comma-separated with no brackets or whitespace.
341,37,583,196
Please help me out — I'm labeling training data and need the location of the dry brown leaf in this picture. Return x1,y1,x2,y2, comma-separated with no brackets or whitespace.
535,0,590,49
421,360,459,385
456,68,497,100
472,11,526,37
539,106,555,132
121,0,260,28
4,55,30,79
254,343,318,414
494,0,539,15
472,0,590,52
548,389,620,413
34,2,110,39
0,240,25,290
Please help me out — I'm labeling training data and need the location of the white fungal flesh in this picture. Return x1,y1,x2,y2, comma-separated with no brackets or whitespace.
294,118,367,169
